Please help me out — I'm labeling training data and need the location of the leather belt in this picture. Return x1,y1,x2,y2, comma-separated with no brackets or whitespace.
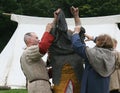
29,79,49,83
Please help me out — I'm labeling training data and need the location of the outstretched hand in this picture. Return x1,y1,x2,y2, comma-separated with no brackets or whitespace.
84,34,94,41
70,6,81,26
70,6,79,17
74,26,81,33
45,23,54,33
53,8,61,24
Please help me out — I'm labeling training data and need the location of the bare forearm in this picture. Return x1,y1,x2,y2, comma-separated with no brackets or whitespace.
70,6,81,26
52,18,56,26
74,16,81,26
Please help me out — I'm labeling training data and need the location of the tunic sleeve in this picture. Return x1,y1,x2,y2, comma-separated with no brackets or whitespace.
26,45,43,62
39,32,54,54
72,34,87,59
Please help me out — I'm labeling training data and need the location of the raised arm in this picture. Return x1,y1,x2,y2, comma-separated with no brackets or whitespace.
39,9,61,54
52,8,61,26
70,6,81,26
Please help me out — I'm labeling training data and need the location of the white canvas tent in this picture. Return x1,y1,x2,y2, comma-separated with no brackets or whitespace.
0,14,120,89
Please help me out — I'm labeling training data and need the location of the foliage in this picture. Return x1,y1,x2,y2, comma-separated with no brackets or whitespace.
17,0,54,17
0,15,17,53
0,89,27,93
0,0,120,52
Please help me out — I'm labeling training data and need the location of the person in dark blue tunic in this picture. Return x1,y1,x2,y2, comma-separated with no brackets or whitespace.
71,25,116,93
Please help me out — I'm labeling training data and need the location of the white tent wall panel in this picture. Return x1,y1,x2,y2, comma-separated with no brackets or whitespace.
0,23,47,89
0,29,19,87
0,14,120,89
82,24,120,49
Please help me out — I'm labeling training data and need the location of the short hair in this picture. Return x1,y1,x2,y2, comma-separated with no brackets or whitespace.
24,32,32,44
112,38,117,45
112,38,118,48
96,34,114,48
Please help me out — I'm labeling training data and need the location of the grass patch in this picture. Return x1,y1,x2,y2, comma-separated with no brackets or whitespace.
0,89,27,93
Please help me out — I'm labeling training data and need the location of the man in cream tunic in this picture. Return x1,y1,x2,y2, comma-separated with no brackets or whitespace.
20,23,55,93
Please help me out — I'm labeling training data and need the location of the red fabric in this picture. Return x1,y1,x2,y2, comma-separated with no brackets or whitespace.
39,32,54,54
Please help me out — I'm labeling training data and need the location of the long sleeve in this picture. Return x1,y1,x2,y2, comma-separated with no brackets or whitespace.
39,32,54,54
72,34,86,58
20,45,49,81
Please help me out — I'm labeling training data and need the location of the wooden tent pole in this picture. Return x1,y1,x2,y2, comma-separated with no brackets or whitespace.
2,13,11,16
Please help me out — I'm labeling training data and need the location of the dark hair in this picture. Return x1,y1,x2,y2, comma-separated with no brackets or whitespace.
79,27,86,44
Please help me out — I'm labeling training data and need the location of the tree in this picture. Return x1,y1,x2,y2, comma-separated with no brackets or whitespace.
0,0,19,52
0,0,120,52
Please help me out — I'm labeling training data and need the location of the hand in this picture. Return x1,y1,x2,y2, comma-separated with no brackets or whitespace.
74,26,81,33
53,8,61,24
67,29,74,37
45,23,53,32
84,34,94,41
71,6,81,26
70,6,79,17
68,29,74,34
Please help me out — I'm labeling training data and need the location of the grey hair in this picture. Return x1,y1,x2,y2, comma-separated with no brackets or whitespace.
24,32,32,44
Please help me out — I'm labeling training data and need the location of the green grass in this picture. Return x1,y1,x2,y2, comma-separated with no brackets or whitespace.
0,89,27,93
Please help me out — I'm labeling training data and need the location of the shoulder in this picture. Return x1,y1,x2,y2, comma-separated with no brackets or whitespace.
113,50,120,59
114,51,120,68
21,45,43,60
28,45,43,56
27,45,39,52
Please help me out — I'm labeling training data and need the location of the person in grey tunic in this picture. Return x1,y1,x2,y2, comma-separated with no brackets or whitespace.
72,26,116,93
